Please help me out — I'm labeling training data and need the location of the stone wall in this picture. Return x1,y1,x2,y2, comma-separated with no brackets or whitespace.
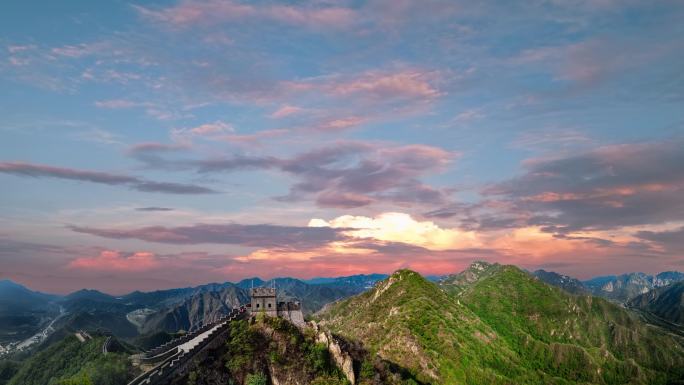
128,308,247,385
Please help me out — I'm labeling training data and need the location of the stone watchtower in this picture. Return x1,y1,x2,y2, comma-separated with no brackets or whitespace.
250,287,277,317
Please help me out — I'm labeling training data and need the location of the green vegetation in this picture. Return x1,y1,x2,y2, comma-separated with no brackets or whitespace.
177,315,349,385
462,265,684,384
0,360,20,385
7,335,131,385
245,372,267,385
318,266,684,385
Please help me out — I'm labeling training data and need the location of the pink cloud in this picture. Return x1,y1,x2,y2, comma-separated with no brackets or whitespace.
219,128,290,145
270,105,303,119
329,70,443,100
283,69,444,105
267,5,355,29
316,191,375,208
134,1,355,30
68,250,161,272
188,121,234,135
313,116,366,132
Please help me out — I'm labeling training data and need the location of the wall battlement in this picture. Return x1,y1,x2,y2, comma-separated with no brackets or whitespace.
249,287,305,326
251,287,276,297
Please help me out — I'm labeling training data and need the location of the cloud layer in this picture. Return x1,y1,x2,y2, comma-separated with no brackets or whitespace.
127,140,456,208
484,139,684,233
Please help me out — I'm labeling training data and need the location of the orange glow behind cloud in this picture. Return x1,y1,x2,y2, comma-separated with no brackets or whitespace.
233,212,631,277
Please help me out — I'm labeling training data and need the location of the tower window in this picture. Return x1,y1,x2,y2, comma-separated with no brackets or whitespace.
256,304,260,308
268,303,271,308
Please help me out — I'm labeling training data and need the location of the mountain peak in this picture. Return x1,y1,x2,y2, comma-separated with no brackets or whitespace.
468,260,495,271
236,277,265,289
389,268,419,279
438,261,503,293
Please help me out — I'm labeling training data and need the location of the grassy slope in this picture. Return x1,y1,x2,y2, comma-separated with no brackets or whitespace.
319,270,531,385
461,265,684,385
319,268,684,385
8,335,131,385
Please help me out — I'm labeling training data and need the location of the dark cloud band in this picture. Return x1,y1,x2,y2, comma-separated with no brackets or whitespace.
69,223,349,248
0,161,217,195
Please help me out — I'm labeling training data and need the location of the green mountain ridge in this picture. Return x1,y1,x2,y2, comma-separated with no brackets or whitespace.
318,264,684,385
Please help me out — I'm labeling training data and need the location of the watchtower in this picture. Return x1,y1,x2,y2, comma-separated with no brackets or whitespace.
250,287,277,317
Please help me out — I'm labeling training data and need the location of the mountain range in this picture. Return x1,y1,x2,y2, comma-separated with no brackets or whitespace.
582,271,684,302
0,273,388,358
2,265,684,384
3,267,684,353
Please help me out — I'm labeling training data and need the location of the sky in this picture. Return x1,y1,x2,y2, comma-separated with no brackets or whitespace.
1,0,683,295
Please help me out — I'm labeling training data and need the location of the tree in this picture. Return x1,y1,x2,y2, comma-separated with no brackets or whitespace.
245,372,267,385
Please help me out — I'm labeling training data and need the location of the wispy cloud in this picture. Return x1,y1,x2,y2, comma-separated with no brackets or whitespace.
171,120,235,142
69,222,348,248
133,0,356,30
136,207,175,212
270,105,303,119
0,161,217,194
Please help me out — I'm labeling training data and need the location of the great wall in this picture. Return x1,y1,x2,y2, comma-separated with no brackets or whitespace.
125,286,306,385
127,306,248,385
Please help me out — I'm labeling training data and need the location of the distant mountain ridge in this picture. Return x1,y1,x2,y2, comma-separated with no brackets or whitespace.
0,279,58,312
628,281,684,326
0,273,384,355
583,271,684,302
0,280,60,346
304,273,388,288
532,269,589,295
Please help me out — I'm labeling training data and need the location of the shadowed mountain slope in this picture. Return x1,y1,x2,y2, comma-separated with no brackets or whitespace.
628,281,684,326
532,269,589,295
